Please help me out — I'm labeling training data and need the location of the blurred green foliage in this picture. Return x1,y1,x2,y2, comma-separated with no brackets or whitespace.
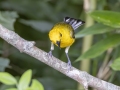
90,10,120,28
76,34,120,60
0,0,120,90
0,69,44,90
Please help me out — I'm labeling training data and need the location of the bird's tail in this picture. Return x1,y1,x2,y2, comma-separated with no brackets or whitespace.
64,17,85,30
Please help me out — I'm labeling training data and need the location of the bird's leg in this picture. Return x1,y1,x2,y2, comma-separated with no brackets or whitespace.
65,46,72,71
48,42,54,57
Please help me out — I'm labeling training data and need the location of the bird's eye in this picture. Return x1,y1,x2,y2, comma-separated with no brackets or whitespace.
60,33,62,37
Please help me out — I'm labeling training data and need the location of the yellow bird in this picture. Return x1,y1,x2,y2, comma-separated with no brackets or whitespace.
48,17,85,70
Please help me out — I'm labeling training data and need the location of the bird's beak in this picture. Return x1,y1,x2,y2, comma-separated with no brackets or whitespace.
56,41,60,48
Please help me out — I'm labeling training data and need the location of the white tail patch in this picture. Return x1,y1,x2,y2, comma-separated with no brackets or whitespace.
64,17,85,30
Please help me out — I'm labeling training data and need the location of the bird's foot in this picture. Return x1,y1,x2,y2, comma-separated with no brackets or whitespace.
67,61,72,72
48,50,53,57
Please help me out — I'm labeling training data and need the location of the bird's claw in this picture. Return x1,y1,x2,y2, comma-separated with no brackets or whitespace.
48,50,53,57
67,61,72,72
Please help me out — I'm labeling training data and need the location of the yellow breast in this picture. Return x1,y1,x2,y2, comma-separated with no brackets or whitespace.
49,22,75,48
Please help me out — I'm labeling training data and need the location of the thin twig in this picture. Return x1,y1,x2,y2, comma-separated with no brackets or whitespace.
97,48,113,79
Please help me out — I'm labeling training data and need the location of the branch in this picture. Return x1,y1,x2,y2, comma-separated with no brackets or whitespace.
0,24,120,90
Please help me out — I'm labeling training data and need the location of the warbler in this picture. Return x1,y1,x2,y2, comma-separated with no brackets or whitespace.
48,17,85,70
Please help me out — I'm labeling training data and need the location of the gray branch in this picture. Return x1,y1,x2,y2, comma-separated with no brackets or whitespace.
0,24,120,90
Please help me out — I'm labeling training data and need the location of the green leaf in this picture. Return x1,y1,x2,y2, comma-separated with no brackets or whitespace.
90,10,120,28
25,88,34,90
0,72,17,85
76,34,120,61
6,88,17,90
0,11,18,30
75,23,114,38
25,79,44,90
111,57,120,71
0,58,10,71
30,79,44,90
18,69,32,90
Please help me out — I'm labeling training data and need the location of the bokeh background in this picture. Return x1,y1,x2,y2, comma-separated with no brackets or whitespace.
0,0,120,90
